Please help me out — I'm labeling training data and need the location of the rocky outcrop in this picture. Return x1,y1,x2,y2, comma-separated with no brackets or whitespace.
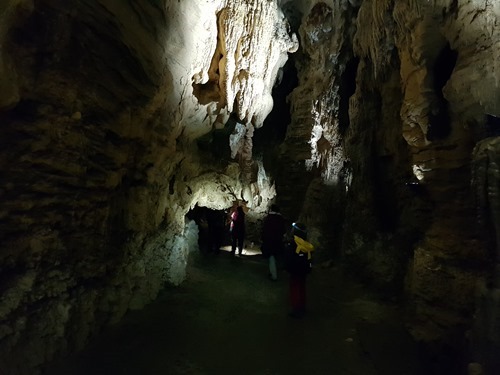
276,0,499,371
1,0,499,373
0,1,296,373
276,2,357,258
471,137,500,374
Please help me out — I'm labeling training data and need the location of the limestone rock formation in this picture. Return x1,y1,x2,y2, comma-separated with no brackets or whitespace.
0,1,296,373
276,0,499,372
1,0,500,374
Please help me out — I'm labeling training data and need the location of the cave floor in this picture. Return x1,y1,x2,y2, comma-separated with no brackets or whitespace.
46,248,428,375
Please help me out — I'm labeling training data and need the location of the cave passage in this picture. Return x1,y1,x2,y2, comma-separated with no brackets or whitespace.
45,248,436,375
254,58,298,148
2,0,498,373
185,205,262,256
426,42,458,141
483,114,500,138
339,57,359,134
186,205,229,254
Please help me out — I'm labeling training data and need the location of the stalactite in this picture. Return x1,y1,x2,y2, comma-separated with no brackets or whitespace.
214,0,298,128
354,0,394,77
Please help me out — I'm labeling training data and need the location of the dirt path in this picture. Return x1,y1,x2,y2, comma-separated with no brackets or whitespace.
46,250,426,375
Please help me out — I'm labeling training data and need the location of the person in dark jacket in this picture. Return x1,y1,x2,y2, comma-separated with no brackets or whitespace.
230,205,245,256
284,222,314,318
261,204,286,281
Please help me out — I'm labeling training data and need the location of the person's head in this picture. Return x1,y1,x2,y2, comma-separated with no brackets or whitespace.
291,222,307,240
237,206,244,214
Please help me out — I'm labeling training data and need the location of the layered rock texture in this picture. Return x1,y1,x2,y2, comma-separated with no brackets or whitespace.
0,1,295,373
0,0,499,374
275,1,499,373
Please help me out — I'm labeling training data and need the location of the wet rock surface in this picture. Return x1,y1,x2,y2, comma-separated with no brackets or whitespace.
45,250,427,375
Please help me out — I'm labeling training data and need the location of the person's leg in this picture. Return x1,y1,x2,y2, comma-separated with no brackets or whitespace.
269,255,277,280
231,234,237,254
237,234,244,255
289,274,301,316
207,227,214,253
215,229,223,253
298,276,307,315
289,274,306,318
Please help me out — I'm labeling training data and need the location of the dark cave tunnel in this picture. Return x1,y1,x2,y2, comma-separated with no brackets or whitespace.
186,205,229,254
427,42,458,141
339,57,360,134
254,58,298,148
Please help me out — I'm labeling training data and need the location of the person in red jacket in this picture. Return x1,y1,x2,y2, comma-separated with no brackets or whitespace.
261,204,286,281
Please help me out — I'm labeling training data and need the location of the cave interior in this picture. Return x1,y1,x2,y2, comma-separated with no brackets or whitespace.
1,1,500,374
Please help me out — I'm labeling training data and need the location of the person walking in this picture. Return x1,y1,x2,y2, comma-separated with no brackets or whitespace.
261,204,286,281
230,205,245,256
284,222,314,318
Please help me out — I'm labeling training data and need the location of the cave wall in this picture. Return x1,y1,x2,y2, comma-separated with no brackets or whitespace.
277,0,500,370
0,1,296,373
276,1,356,261
1,0,499,373
0,1,194,372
